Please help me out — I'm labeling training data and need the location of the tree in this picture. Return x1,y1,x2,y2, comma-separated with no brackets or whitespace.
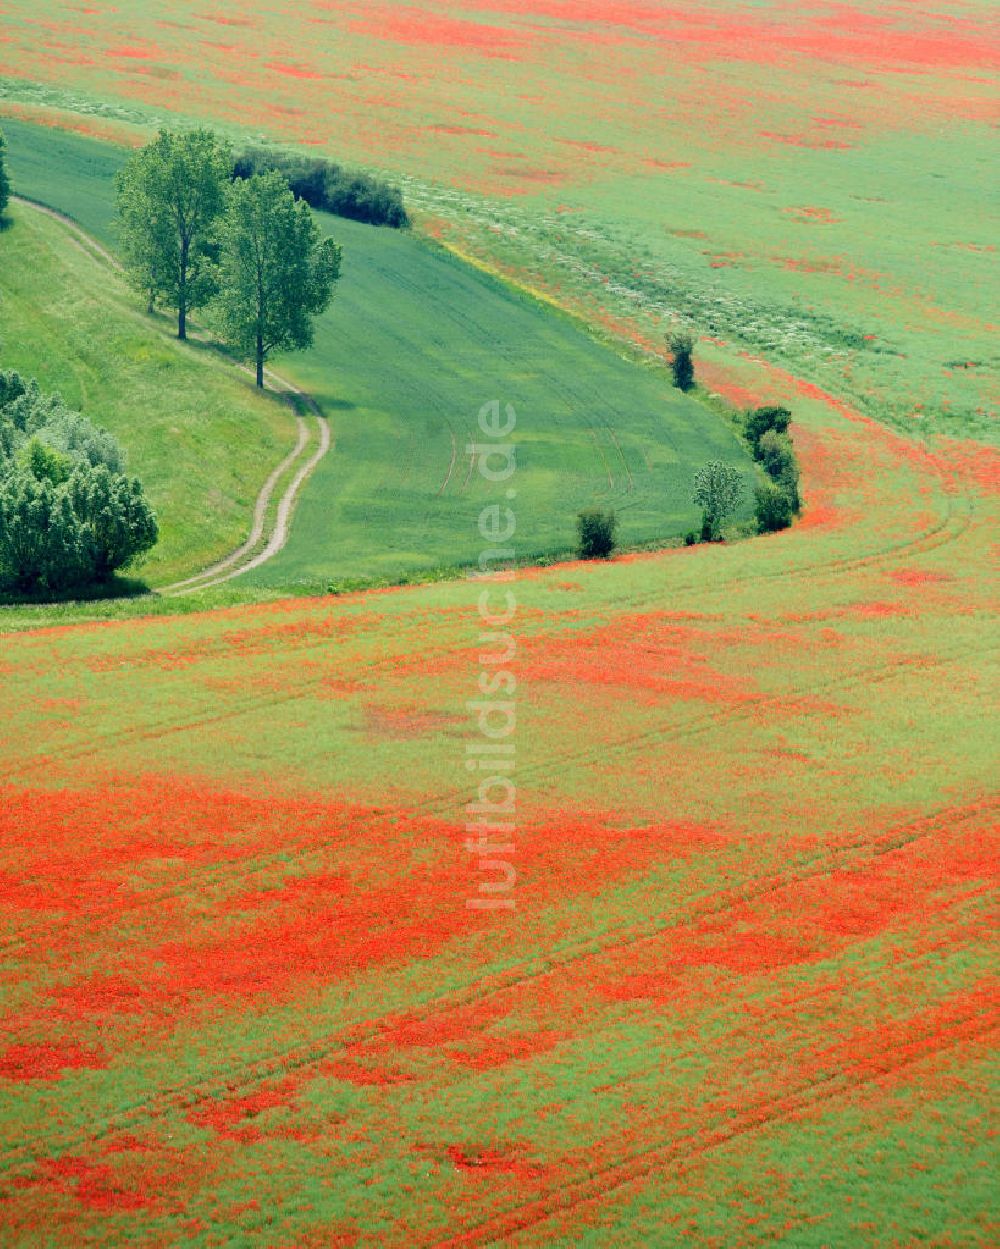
668,330,695,391
0,471,85,592
115,128,231,338
69,463,158,580
0,127,10,220
212,171,342,387
692,460,743,541
757,429,800,512
745,404,790,452
754,480,795,534
757,429,795,479
577,508,617,559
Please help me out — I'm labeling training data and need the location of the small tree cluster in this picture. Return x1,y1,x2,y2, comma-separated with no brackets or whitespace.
745,404,790,452
692,461,743,541
233,148,409,228
744,405,801,533
116,129,343,385
0,126,10,220
0,371,157,593
577,508,617,559
667,330,695,391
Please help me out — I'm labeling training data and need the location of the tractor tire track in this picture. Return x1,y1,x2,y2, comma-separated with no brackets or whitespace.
0,798,990,1182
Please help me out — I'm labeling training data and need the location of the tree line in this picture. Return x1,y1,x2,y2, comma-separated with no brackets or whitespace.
116,129,343,386
233,148,408,229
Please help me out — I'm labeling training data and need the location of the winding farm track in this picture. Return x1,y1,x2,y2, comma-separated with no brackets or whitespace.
13,195,331,592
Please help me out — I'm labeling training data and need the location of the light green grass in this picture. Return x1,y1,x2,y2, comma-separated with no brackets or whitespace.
0,201,296,585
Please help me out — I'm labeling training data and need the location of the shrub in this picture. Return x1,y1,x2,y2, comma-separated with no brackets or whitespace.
692,460,743,542
757,429,795,480
18,437,72,486
35,408,125,473
745,404,791,451
233,148,409,228
577,508,617,559
754,480,795,533
0,375,157,593
668,330,695,391
0,369,27,410
0,471,86,591
684,530,698,546
778,460,801,513
69,463,158,580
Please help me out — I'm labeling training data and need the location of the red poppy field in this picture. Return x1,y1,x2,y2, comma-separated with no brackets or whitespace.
0,1,998,1244
1,364,997,1242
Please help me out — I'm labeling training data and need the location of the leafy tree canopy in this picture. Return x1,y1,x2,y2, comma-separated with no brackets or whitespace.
212,171,342,387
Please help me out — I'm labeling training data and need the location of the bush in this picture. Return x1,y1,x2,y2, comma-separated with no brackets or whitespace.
684,530,698,546
668,330,695,391
692,460,743,542
757,429,795,479
37,408,125,473
18,437,72,486
745,404,791,451
69,463,158,581
577,508,617,559
754,480,795,533
0,373,157,593
233,148,409,228
0,471,86,591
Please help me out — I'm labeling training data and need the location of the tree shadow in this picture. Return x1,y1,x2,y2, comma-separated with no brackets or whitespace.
0,575,152,608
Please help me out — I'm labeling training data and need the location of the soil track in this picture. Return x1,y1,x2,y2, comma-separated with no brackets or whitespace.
13,195,332,593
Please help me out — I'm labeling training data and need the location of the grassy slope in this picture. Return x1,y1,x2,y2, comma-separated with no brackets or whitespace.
2,120,758,590
0,200,296,585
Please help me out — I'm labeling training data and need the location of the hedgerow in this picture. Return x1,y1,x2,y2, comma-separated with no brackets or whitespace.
233,148,409,229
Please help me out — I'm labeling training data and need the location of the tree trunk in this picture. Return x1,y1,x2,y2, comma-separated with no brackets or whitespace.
256,333,264,389
178,241,188,340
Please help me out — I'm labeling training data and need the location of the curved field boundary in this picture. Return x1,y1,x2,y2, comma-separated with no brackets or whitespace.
11,196,332,592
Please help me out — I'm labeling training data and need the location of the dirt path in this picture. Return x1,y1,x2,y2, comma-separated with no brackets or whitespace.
13,195,332,593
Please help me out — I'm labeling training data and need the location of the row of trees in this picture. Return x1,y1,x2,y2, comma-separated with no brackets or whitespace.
666,322,803,539
233,147,409,228
575,404,803,560
116,129,342,386
0,372,157,593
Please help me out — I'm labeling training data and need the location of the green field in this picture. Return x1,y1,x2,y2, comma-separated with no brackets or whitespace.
1,120,757,591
